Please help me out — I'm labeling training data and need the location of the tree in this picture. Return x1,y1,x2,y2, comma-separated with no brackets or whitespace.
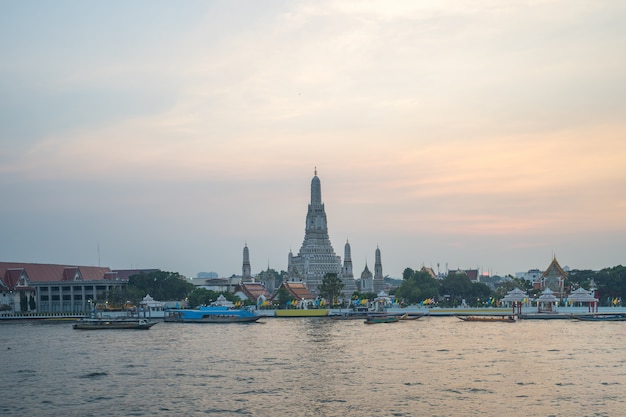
187,288,217,308
495,277,530,298
318,273,344,307
106,286,130,309
395,270,439,304
187,288,240,308
566,269,597,290
276,287,292,308
29,295,36,312
593,265,626,305
128,271,195,301
468,282,493,307
402,268,416,281
439,272,474,306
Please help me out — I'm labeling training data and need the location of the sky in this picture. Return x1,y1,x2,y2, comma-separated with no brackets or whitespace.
1,0,625,279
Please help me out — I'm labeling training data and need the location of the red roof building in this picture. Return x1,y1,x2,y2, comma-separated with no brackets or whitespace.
0,262,126,315
270,281,316,303
234,282,271,304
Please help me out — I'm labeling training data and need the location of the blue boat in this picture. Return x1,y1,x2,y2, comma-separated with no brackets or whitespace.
164,306,263,323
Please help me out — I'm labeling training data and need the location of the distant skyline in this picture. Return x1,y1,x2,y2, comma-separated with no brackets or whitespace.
1,1,625,279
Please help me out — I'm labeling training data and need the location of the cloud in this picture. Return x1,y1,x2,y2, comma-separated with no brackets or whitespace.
2,1,625,276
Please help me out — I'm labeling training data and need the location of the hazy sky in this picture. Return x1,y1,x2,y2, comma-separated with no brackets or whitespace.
2,1,625,279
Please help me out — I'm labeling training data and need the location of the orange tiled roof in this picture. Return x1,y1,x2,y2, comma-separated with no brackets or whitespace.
421,266,437,279
282,282,315,300
0,262,113,288
541,257,567,278
235,282,270,301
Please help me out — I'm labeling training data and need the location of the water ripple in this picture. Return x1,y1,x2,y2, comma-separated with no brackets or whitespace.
2,317,626,416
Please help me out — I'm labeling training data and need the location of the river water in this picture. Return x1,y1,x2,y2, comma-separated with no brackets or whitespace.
1,316,625,417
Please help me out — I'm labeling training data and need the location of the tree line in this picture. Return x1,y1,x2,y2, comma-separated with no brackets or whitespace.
104,265,626,309
394,265,626,307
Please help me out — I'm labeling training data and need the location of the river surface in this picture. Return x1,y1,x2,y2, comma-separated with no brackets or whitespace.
1,316,625,417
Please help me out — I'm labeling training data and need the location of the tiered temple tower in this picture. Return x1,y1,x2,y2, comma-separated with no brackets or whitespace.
287,169,343,293
341,240,357,296
373,246,384,293
242,243,252,282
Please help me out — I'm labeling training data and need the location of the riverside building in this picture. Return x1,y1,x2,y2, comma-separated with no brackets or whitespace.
0,262,145,314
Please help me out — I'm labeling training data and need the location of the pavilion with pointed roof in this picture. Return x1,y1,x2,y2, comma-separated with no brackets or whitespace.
568,287,599,312
536,288,559,313
501,287,528,315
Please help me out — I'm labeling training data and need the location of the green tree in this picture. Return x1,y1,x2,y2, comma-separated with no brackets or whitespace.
566,269,595,289
276,287,292,308
318,273,344,307
29,295,36,311
187,288,240,308
106,286,130,308
593,265,626,305
439,272,473,306
468,282,493,307
402,268,416,281
187,288,219,308
128,271,195,301
395,270,439,304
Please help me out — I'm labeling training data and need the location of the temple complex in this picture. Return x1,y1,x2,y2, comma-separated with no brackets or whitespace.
287,169,344,293
239,170,382,298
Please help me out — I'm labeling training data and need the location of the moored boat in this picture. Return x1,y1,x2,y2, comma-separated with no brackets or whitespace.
73,317,156,330
165,306,262,323
573,313,626,321
517,313,572,320
364,316,400,324
330,311,369,320
398,313,422,321
457,315,516,323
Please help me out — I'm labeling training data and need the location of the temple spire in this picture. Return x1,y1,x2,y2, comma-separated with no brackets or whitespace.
310,170,322,205
242,243,251,282
373,246,384,292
